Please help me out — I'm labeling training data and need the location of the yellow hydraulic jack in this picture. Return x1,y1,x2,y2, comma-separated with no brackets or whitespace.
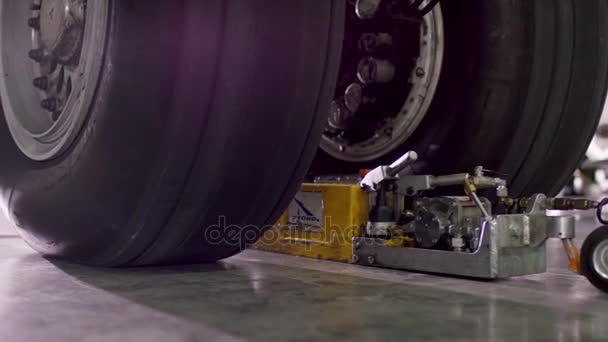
253,151,608,293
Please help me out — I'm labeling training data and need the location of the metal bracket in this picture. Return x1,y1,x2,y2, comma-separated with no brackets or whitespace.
353,214,576,279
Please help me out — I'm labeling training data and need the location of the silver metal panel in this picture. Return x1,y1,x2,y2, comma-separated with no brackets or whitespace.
354,237,497,278
353,218,550,279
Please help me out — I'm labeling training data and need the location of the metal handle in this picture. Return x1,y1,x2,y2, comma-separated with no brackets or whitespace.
387,151,418,177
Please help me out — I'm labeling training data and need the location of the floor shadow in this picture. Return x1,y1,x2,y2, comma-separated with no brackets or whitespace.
43,252,608,342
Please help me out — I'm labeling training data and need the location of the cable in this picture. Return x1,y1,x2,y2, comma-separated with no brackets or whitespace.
394,0,440,18
417,0,441,16
596,198,608,225
407,0,425,11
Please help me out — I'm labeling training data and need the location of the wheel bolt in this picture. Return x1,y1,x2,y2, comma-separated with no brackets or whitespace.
328,100,356,130
357,57,396,84
344,83,364,113
28,49,44,62
28,17,40,30
41,98,58,112
356,0,383,19
33,76,48,91
359,33,394,53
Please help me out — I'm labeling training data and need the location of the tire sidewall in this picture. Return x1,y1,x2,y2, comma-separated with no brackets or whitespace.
0,0,197,265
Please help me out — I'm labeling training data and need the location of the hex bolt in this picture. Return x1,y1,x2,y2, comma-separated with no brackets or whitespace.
28,49,44,63
33,76,48,91
328,100,355,131
41,98,58,112
367,256,376,265
357,57,396,84
359,32,394,53
359,33,378,52
352,254,360,263
355,0,383,19
28,17,40,30
344,83,364,113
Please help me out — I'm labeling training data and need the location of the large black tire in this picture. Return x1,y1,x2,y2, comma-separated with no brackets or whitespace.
0,1,345,266
314,0,608,197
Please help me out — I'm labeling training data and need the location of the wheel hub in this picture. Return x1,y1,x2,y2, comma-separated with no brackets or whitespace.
39,0,85,64
0,0,107,161
320,0,444,162
27,0,86,120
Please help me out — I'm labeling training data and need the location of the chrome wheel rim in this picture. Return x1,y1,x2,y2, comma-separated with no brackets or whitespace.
0,0,108,161
592,239,608,280
321,0,444,162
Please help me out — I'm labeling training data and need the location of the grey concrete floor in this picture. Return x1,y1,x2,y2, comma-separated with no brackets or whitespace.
0,214,607,342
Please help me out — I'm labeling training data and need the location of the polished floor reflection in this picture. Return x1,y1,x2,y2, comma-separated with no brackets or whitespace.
0,214,607,342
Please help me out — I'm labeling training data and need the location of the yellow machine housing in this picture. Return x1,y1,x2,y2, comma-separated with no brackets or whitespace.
253,183,368,263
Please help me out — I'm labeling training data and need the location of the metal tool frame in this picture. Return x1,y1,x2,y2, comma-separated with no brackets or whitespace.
356,152,584,279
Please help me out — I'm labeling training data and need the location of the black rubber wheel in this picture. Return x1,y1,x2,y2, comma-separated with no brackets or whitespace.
581,226,608,293
313,0,608,197
0,0,345,266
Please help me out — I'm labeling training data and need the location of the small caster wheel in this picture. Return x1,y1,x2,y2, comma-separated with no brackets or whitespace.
581,226,608,293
